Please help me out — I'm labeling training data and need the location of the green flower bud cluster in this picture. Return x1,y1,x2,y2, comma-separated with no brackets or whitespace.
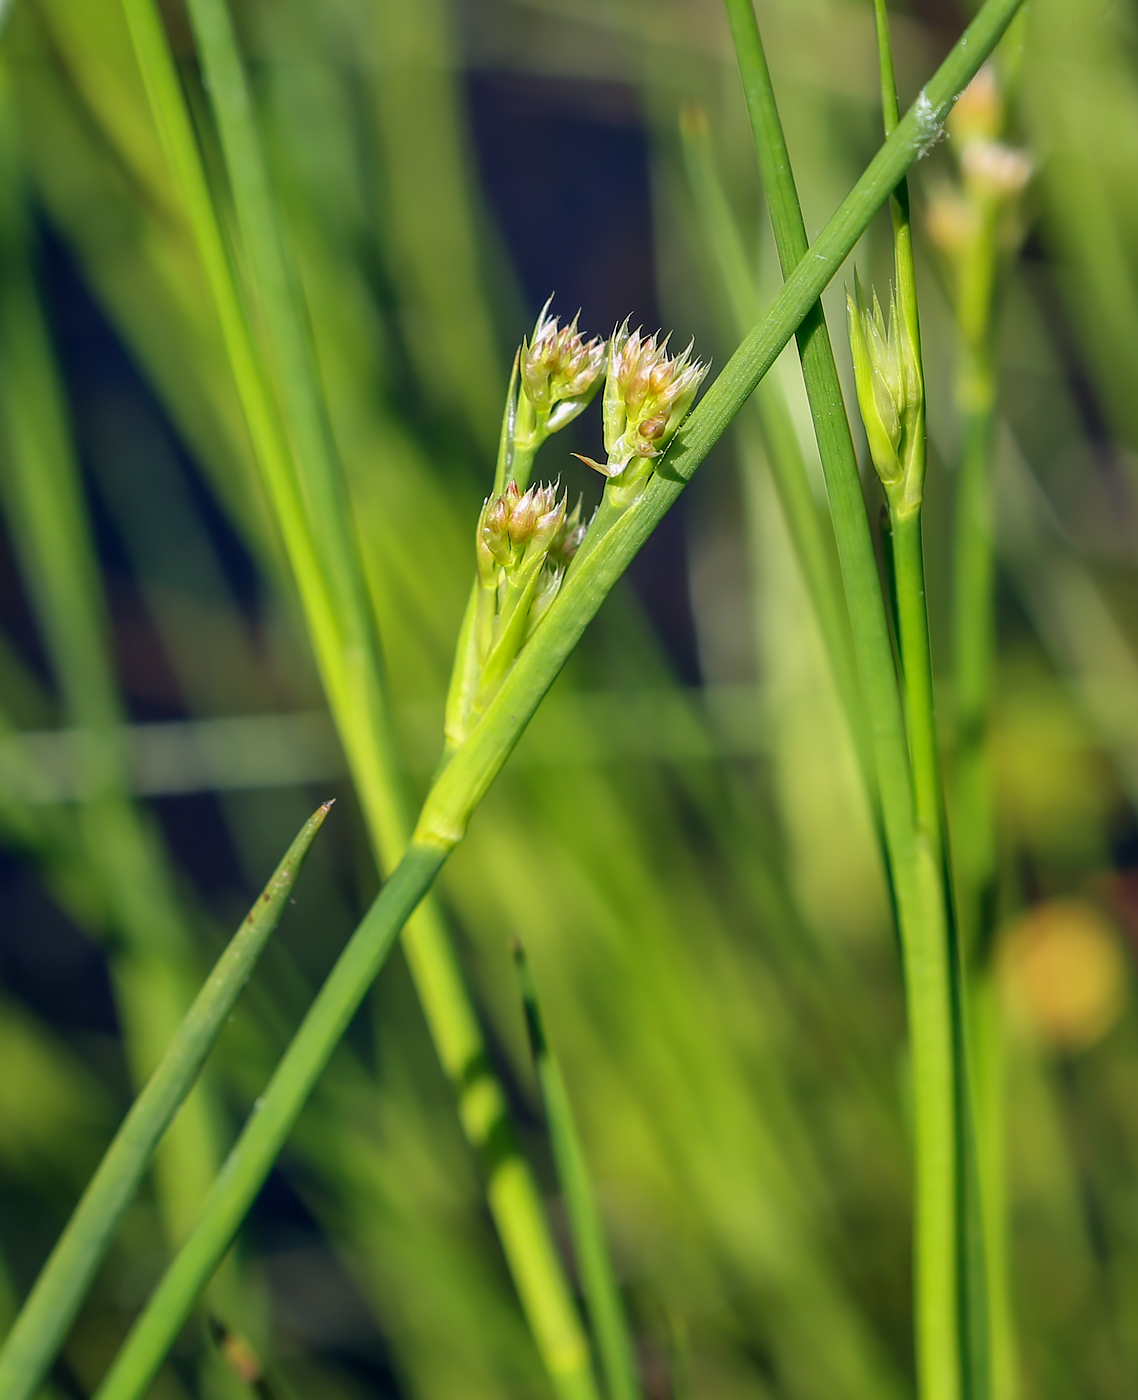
847,272,924,501
472,480,586,713
577,322,708,482
514,301,606,459
446,304,704,752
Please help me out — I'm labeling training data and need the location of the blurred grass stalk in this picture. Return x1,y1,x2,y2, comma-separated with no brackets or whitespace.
0,805,330,1400
513,942,643,1400
938,62,1033,1400
676,104,875,817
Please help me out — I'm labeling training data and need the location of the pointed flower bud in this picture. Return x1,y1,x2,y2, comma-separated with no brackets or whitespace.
519,299,606,436
847,272,923,499
578,322,708,480
527,500,587,637
477,479,567,579
468,478,585,716
546,498,586,573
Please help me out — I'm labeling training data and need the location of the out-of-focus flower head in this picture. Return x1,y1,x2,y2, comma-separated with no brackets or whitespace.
960,140,1033,202
998,900,1127,1054
928,63,1032,270
948,65,1003,146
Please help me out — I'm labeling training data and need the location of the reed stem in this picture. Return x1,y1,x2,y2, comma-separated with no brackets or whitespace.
0,807,331,1400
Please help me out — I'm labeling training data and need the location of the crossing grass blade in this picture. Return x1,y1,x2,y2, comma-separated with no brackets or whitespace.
0,803,333,1400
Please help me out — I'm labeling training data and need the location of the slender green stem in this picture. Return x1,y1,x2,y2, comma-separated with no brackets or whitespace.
952,226,1001,962
876,2,990,1389
953,326,1004,1400
0,806,331,1400
515,944,641,1400
178,0,404,862
93,840,449,1400
891,509,942,859
948,118,1015,1400
720,1,1007,1395
90,7,1024,1391
717,0,912,888
875,10,991,1394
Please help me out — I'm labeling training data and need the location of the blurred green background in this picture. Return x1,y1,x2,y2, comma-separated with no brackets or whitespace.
2,0,1138,1396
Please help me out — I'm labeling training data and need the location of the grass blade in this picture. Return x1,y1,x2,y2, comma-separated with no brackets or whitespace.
677,103,877,829
0,802,333,1400
513,942,641,1400
92,838,449,1400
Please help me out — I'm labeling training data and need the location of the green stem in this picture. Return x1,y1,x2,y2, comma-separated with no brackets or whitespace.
950,181,1011,1400
0,108,222,1242
891,508,943,856
952,220,1001,960
178,0,405,865
0,806,331,1400
93,840,449,1400
677,108,876,816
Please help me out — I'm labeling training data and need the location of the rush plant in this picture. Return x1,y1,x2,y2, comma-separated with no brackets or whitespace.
13,0,1126,1398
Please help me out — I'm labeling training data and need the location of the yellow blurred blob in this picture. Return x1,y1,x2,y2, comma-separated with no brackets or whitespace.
998,900,1128,1054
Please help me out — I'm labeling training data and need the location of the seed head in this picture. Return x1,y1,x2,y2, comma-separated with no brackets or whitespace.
477,480,567,579
520,301,606,432
583,322,707,478
847,272,922,494
546,498,586,572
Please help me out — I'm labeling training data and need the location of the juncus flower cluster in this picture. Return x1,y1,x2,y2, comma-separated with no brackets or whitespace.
471,480,585,715
445,301,706,750
513,302,606,461
576,322,708,483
